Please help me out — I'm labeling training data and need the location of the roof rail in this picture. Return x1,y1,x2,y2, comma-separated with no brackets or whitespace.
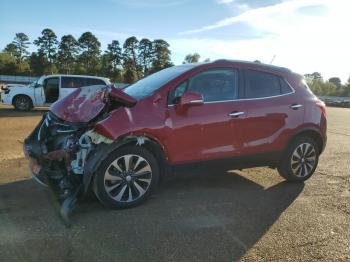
213,59,292,73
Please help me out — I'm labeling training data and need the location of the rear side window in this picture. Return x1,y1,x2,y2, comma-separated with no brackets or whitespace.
61,77,86,88
86,78,106,86
245,70,293,99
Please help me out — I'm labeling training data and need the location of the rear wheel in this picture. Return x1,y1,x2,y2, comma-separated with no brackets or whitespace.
93,146,159,208
278,136,319,182
14,95,32,111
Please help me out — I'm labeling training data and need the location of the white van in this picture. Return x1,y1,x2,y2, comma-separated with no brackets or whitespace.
1,74,110,110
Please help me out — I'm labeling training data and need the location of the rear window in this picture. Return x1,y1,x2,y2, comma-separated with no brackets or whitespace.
61,77,86,89
245,70,293,99
61,77,106,88
86,78,106,86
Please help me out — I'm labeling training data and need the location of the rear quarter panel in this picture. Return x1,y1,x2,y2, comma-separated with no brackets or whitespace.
286,74,326,142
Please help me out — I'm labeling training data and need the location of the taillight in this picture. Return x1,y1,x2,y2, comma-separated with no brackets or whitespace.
316,99,327,117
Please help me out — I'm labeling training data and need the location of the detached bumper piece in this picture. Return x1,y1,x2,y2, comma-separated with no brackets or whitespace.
24,112,90,225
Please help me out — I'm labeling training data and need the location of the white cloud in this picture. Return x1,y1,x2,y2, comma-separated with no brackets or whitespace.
180,0,327,35
172,0,350,81
114,0,187,7
217,0,235,4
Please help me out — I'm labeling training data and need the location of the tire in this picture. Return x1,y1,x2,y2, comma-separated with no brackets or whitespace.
14,95,32,111
278,136,319,182
93,146,159,209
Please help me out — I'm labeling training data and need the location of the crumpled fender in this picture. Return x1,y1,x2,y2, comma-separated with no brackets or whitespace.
93,107,136,139
82,137,137,193
82,99,169,193
109,87,137,107
93,99,164,141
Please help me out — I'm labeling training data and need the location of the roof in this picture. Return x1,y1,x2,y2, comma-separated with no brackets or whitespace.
42,74,109,80
212,59,292,74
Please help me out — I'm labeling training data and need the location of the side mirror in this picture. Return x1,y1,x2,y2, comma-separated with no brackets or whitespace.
179,91,204,107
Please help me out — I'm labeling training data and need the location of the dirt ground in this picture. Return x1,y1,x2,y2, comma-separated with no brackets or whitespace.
0,104,349,261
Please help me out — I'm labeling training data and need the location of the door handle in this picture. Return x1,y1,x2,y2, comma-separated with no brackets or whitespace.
289,104,303,110
229,111,245,118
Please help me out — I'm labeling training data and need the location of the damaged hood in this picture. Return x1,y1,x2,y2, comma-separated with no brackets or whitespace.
50,85,137,123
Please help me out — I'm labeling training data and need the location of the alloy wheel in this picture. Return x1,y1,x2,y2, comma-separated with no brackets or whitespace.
103,154,152,202
290,143,317,177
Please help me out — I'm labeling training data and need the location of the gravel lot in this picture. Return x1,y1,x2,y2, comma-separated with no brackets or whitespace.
0,104,349,261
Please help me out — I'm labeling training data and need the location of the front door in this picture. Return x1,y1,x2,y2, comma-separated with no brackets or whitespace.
165,68,246,164
43,77,60,104
34,84,44,106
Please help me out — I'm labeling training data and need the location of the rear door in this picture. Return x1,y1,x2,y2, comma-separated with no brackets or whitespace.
240,69,304,155
165,68,246,164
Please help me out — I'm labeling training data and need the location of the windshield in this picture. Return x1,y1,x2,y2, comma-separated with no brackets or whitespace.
123,65,196,100
28,76,44,88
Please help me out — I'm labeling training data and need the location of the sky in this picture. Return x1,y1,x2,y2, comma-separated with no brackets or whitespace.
0,0,349,82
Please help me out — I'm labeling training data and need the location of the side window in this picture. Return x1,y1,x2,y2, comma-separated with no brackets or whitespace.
45,77,59,87
86,78,106,86
61,77,86,88
188,69,238,102
168,81,188,105
245,70,293,99
280,78,293,94
168,68,238,104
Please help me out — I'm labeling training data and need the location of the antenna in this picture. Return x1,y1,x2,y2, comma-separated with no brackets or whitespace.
270,55,276,64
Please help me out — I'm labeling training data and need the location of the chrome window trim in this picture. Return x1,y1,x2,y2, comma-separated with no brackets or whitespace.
189,99,204,103
168,80,295,107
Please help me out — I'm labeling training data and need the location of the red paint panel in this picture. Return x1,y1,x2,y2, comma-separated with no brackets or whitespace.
165,101,246,163
51,85,108,123
109,87,137,107
56,62,327,165
241,93,304,154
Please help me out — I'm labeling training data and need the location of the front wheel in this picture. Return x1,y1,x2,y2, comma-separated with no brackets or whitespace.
278,136,319,182
14,95,32,111
93,146,159,209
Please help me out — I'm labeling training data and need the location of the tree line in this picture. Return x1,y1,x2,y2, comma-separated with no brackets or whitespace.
305,72,350,97
0,29,175,83
1,29,349,96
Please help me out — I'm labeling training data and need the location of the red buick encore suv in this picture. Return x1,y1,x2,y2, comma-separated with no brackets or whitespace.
24,60,327,218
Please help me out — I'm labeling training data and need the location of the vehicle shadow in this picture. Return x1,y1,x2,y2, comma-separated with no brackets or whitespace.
0,106,47,117
0,169,304,262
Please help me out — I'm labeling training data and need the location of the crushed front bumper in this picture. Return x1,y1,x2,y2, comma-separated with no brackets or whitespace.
23,112,90,224
23,115,46,183
23,142,48,187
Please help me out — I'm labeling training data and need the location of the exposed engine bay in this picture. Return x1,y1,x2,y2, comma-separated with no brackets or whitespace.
23,85,137,224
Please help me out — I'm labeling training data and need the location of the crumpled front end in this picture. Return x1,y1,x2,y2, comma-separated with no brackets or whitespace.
24,112,94,218
23,85,137,223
